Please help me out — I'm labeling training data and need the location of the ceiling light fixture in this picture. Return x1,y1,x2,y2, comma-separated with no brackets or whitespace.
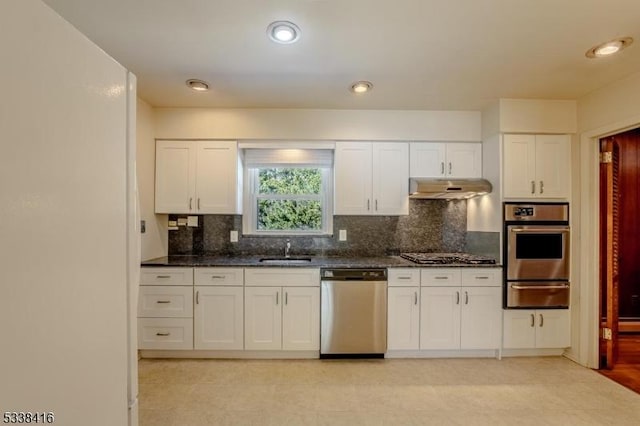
267,21,301,44
586,37,633,58
186,79,210,91
350,81,373,94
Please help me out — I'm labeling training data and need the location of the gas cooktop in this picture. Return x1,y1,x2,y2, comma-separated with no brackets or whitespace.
400,252,497,265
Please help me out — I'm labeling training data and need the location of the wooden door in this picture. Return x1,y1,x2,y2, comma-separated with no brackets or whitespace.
599,137,619,368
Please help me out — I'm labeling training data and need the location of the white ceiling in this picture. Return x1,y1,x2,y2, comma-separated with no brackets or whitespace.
43,0,640,111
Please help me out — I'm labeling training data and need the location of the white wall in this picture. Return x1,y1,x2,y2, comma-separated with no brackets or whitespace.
154,108,481,141
0,1,129,424
500,98,577,134
137,98,167,260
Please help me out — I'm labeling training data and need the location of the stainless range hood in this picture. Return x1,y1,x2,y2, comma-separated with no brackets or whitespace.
409,178,492,200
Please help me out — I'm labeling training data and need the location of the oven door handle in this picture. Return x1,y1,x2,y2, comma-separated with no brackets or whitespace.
510,228,570,233
511,284,570,290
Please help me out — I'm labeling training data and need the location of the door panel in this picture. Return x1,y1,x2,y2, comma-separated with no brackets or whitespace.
282,287,319,350
387,287,420,350
244,287,281,350
420,287,460,350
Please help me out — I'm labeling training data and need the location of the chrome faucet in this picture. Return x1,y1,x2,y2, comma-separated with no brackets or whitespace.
285,239,291,258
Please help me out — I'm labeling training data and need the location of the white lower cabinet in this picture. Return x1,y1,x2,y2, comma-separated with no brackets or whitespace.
503,309,570,349
387,267,502,352
193,267,244,350
387,286,420,350
244,268,320,351
194,286,244,350
244,286,320,351
138,267,194,350
419,268,502,351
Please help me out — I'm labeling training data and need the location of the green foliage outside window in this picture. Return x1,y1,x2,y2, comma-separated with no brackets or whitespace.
257,168,323,231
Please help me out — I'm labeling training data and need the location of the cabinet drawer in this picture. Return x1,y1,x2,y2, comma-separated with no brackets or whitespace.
194,267,244,286
138,286,193,318
137,318,193,350
461,268,502,287
388,268,420,287
421,268,462,287
244,268,320,287
140,267,193,286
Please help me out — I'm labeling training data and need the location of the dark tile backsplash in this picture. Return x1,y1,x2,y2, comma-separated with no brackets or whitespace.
168,199,497,258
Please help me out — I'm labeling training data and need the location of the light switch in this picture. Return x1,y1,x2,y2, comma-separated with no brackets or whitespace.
230,230,239,243
339,229,347,241
187,216,198,227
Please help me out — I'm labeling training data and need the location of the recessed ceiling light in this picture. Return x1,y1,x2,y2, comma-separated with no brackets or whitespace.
186,79,210,91
350,81,373,94
586,37,633,58
267,21,301,44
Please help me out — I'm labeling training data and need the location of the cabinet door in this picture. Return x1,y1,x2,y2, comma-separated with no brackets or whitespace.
535,309,570,348
420,287,461,350
534,135,570,198
282,287,320,351
446,143,482,178
372,142,409,215
410,143,446,177
503,134,537,198
334,142,373,214
503,309,536,349
244,287,282,350
388,287,420,350
194,286,244,350
195,141,239,214
155,141,195,213
460,287,501,349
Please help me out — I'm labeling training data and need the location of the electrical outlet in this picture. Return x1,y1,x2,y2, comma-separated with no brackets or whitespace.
339,229,347,241
230,230,239,243
187,216,198,227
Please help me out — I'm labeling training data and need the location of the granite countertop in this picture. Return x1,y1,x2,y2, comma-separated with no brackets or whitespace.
141,255,501,268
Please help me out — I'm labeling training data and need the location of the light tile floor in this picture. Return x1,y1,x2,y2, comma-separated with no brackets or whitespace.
138,357,640,425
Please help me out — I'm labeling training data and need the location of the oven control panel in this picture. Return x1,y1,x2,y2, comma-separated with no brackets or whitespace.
504,203,569,222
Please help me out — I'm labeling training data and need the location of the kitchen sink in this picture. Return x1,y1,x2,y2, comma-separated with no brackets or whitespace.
258,256,313,264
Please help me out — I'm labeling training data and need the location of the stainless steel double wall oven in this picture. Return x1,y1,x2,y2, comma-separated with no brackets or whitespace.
504,202,570,308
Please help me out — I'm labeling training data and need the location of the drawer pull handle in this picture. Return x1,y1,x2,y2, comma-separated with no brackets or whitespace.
464,291,469,305
210,275,225,279
434,276,448,280
414,291,418,305
196,291,200,305
156,300,171,304
456,291,460,305
475,276,489,280
397,276,411,280
156,275,171,279
539,314,544,327
530,314,535,327
156,332,170,337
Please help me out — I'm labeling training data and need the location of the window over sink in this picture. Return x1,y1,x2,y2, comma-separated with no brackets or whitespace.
242,148,333,235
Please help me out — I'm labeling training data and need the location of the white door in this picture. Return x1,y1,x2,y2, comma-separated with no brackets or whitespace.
503,309,537,349
446,143,482,178
420,287,461,350
334,142,373,214
195,141,238,213
155,141,195,213
535,309,571,348
244,287,282,350
387,287,420,350
372,142,409,215
503,134,537,198
409,142,446,177
282,287,320,350
534,135,570,198
194,286,244,350
460,287,501,349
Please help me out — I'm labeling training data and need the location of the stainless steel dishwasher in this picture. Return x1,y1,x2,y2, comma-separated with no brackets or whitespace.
320,268,387,358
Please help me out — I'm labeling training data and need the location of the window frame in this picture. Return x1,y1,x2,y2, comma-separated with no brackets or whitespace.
242,160,334,236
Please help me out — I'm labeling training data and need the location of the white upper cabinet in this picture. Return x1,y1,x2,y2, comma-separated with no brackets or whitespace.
155,140,240,214
335,142,408,215
410,142,482,178
503,134,570,199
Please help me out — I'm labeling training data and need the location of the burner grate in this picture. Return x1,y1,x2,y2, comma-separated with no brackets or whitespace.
400,252,496,265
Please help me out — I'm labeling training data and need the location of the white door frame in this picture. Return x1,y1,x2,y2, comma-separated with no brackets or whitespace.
578,114,640,368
